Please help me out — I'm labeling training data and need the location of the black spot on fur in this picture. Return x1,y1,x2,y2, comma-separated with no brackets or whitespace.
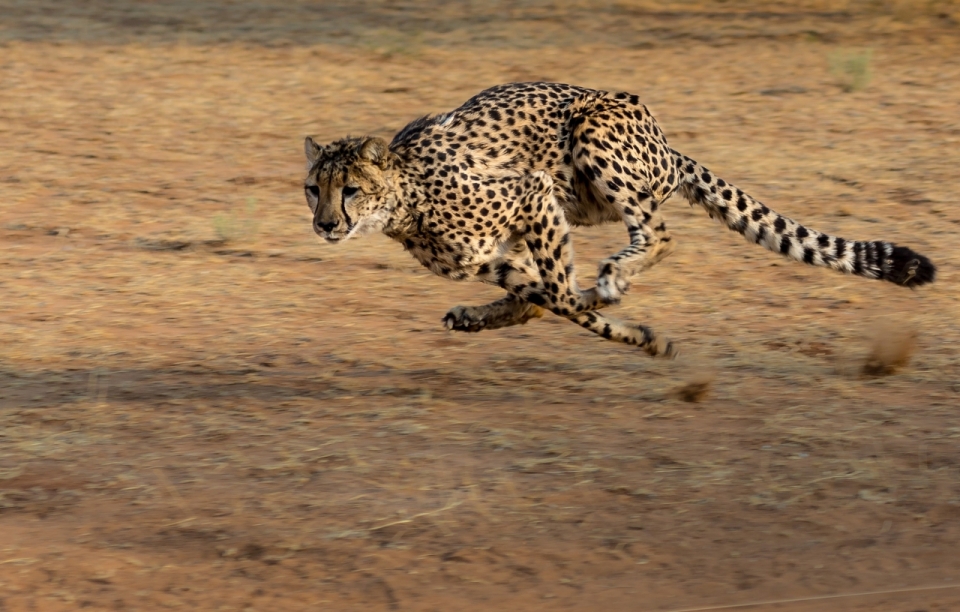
779,236,792,255
751,224,765,244
527,293,546,306
731,216,748,234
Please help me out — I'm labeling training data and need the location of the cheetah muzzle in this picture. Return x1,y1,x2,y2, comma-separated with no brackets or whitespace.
303,82,936,359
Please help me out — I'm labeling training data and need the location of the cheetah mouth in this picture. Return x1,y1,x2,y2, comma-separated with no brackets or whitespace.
314,227,350,243
315,211,387,244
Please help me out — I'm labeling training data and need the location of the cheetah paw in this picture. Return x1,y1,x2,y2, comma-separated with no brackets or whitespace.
442,306,488,333
596,259,630,305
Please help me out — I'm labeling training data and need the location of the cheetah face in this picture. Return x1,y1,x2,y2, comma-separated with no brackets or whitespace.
303,136,393,243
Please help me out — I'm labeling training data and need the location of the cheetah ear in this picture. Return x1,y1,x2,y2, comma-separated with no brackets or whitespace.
304,137,324,168
358,137,389,167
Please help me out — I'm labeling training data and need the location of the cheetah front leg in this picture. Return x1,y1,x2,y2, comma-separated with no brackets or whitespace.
437,171,606,318
570,310,678,358
443,294,545,332
463,256,675,357
444,239,603,333
508,171,611,317
455,225,676,357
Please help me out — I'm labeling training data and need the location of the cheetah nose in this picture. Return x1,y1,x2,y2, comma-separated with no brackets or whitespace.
315,220,336,233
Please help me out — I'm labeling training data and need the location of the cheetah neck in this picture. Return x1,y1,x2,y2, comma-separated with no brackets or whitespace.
380,164,428,241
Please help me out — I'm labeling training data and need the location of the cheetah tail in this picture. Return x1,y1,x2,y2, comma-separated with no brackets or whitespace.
671,150,936,288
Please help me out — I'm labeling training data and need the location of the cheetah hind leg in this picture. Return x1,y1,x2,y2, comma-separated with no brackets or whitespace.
594,206,677,304
443,294,545,333
597,234,677,304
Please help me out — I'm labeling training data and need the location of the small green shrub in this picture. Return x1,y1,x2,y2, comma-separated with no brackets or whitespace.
829,49,873,92
214,198,260,243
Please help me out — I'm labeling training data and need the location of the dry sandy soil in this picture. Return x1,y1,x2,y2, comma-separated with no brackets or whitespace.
2,1,960,610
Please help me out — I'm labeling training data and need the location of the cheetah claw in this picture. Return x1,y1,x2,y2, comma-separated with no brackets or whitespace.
442,306,488,333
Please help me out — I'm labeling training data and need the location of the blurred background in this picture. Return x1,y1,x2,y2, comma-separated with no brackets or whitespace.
1,1,959,610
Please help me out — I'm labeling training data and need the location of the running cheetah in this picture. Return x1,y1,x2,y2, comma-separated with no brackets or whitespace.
303,82,935,358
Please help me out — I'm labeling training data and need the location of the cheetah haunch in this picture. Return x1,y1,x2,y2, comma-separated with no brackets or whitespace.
303,82,935,358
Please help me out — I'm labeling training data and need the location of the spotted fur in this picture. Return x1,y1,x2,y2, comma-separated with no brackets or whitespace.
303,82,935,358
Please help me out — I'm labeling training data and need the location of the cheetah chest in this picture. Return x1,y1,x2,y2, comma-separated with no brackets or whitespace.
398,214,518,281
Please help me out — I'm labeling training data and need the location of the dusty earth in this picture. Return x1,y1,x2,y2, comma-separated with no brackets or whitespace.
2,1,960,610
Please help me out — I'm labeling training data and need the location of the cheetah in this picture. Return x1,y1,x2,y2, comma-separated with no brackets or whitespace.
303,82,935,358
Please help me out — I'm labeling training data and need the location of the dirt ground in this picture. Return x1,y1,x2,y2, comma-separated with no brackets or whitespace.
2,1,960,610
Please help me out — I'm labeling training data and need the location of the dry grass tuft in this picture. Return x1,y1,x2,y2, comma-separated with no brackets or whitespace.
862,323,917,376
671,368,715,403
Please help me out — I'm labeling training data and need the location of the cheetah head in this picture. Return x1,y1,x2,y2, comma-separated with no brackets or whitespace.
303,136,395,243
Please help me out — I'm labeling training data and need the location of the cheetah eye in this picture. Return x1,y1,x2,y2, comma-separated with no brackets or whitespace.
342,185,359,198
305,185,319,197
